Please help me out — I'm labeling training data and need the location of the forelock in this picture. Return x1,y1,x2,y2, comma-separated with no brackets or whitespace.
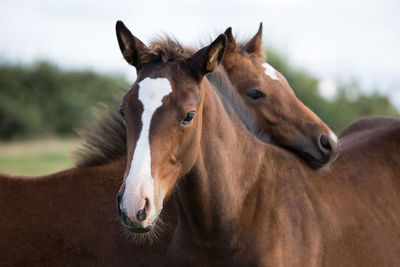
143,35,195,64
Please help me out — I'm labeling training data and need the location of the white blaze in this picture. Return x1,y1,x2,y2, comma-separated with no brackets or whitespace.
262,62,279,80
122,77,172,220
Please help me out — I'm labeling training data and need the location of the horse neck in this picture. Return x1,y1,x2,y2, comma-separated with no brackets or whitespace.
174,79,273,241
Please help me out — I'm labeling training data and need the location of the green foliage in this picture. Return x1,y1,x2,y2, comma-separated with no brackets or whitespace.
266,49,399,133
0,61,128,140
0,54,398,140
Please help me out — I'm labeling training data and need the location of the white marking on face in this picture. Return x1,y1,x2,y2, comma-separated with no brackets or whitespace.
330,131,338,145
122,77,172,222
262,62,279,80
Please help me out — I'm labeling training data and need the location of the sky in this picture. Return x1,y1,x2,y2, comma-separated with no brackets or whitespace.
1,0,400,108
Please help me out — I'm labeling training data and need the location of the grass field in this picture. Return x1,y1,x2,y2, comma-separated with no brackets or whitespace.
0,138,79,176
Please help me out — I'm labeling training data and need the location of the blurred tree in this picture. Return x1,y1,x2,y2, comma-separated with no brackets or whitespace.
0,56,398,140
0,61,128,140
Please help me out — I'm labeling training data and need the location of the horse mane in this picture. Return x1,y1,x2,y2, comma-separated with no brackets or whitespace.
73,36,259,167
143,35,195,64
206,69,259,137
73,105,127,167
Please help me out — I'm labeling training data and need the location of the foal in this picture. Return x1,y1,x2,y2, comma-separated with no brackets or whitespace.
222,24,339,168
115,22,322,265
0,25,337,266
116,21,400,266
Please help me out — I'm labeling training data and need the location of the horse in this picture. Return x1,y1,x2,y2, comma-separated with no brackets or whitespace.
221,24,339,168
115,21,400,266
0,113,176,266
221,25,398,153
0,24,337,265
144,25,339,169
2,22,397,266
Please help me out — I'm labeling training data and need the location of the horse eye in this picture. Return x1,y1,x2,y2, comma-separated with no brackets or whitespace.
179,111,195,125
119,107,125,119
246,89,266,100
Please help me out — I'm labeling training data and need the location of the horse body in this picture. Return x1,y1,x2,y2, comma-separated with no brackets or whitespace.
166,88,400,266
2,118,398,266
0,159,175,266
166,85,321,266
311,120,400,266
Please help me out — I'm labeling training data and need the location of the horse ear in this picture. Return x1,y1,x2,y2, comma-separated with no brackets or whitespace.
222,27,238,69
243,22,264,58
187,34,227,81
115,20,149,71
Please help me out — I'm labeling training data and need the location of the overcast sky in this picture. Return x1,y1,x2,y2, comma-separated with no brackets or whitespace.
1,0,399,108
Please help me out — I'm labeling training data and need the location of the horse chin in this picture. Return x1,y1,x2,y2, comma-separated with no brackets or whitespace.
301,151,329,169
121,215,166,246
123,214,158,233
125,224,153,233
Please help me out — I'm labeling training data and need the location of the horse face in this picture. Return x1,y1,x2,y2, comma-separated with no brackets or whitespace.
117,68,200,233
223,25,339,168
115,21,226,233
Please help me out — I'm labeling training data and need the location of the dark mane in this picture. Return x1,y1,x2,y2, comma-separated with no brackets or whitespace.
73,37,260,167
73,106,126,167
143,35,195,64
206,68,260,137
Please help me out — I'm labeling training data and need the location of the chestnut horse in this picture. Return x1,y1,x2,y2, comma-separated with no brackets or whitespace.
1,23,397,266
115,22,400,266
0,26,336,265
0,114,183,266
115,23,338,169
222,24,339,168
0,114,175,266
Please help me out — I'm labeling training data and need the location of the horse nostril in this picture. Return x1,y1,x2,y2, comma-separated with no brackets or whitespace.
318,134,332,153
136,208,147,221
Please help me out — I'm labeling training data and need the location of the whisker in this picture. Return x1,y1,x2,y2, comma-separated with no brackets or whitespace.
115,215,167,246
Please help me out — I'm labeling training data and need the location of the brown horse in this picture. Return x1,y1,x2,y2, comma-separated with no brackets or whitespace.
0,113,176,266
1,23,398,266
222,24,339,168
115,21,400,266
0,26,336,266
